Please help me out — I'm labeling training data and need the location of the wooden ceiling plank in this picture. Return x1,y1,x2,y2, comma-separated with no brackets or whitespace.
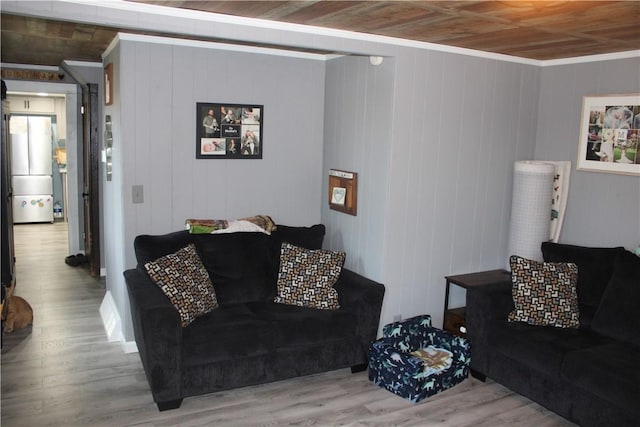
496,1,633,24
449,28,579,52
509,40,614,61
411,1,515,26
382,17,517,42
25,17,48,35
264,1,371,23
584,25,640,45
0,14,28,32
260,1,425,33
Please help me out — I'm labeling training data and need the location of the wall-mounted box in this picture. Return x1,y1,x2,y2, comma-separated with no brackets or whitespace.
328,169,357,216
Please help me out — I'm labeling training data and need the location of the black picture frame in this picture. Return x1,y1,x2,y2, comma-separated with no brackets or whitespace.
196,102,263,159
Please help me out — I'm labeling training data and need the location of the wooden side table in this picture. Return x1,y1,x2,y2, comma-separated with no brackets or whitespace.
443,269,511,337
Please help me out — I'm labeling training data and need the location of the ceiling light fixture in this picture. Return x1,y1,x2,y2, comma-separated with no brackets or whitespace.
369,56,384,66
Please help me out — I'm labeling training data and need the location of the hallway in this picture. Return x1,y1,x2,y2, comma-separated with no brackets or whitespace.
1,222,143,426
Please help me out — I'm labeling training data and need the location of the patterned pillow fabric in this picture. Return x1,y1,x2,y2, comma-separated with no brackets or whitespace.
144,244,218,327
410,346,453,376
274,242,345,310
508,255,579,328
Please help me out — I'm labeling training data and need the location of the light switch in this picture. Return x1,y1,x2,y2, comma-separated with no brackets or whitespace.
132,185,144,204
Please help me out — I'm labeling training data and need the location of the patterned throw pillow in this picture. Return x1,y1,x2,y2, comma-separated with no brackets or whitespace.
274,242,345,310
144,244,218,327
508,255,579,328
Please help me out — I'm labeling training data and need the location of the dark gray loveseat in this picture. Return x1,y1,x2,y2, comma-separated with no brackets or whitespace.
124,224,385,410
467,242,640,427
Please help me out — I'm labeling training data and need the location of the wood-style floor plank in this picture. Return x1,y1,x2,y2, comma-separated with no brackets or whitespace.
1,223,576,426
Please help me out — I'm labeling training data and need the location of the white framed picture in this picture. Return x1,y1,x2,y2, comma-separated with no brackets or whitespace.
576,93,640,176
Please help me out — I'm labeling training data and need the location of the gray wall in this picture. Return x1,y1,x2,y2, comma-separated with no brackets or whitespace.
107,38,327,340
102,42,128,340
322,56,395,281
323,48,542,329
535,56,640,250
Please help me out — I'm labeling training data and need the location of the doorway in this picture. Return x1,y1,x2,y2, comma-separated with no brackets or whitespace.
4,81,83,259
3,79,101,290
7,97,73,275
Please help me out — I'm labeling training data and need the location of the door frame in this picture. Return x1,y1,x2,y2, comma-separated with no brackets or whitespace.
82,83,100,276
1,81,16,291
4,80,86,258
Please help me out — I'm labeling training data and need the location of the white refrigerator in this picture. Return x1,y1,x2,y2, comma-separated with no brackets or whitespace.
10,115,54,223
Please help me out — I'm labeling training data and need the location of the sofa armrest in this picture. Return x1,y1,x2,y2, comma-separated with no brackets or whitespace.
466,280,513,376
369,338,425,375
124,268,183,405
334,269,385,355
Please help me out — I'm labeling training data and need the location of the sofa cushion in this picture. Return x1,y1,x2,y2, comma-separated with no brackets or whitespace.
491,321,610,376
134,230,193,268
271,224,326,251
562,341,640,413
541,242,626,316
591,250,640,346
181,303,274,366
144,244,219,327
274,242,345,310
193,232,274,305
247,301,357,347
508,255,580,328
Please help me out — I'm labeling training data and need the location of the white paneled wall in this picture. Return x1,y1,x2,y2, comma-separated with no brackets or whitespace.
322,56,395,282
120,39,326,236
108,38,326,340
102,42,129,343
385,50,540,329
324,49,541,331
535,57,640,249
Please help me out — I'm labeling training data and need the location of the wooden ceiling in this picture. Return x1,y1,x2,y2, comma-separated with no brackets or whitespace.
1,1,639,67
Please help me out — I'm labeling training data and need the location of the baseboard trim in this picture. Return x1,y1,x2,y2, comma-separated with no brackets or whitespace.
100,292,139,354
99,291,123,343
121,340,139,354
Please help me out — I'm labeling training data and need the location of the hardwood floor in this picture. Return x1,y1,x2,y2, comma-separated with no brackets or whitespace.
2,223,576,426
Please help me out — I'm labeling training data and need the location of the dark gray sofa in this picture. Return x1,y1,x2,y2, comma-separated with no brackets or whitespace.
467,242,640,427
124,224,385,410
